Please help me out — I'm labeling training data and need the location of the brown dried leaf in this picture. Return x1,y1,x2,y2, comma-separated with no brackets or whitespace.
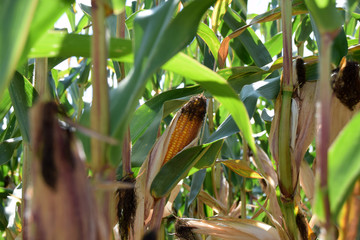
293,81,317,170
299,159,315,201
254,146,278,186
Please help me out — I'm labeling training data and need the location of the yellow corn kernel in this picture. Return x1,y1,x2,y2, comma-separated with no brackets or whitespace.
163,95,206,164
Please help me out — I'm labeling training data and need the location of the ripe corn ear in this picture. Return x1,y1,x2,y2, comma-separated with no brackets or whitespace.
134,95,206,237
163,95,206,164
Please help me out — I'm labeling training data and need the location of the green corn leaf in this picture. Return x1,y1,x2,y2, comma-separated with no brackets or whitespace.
197,23,221,62
151,140,222,199
8,72,38,143
314,112,360,222
0,0,37,99
108,0,216,165
305,0,343,33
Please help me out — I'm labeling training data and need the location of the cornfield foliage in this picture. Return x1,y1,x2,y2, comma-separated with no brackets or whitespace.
0,0,360,239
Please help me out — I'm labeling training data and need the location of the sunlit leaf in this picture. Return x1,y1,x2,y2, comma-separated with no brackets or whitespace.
0,0,37,99
197,23,221,62
305,0,343,33
221,159,262,179
29,31,133,61
315,112,360,221
108,0,217,165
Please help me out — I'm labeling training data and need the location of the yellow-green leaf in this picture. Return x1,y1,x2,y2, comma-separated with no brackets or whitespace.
221,159,262,179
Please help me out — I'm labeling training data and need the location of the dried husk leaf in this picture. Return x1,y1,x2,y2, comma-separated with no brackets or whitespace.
299,159,315,201
263,183,283,228
163,180,182,218
218,174,229,209
269,92,281,165
252,146,283,226
293,81,317,170
254,199,289,240
26,102,100,240
178,217,281,240
254,146,278,187
330,92,360,143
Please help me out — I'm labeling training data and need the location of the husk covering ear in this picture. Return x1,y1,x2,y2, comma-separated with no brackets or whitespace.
133,95,206,239
26,101,100,240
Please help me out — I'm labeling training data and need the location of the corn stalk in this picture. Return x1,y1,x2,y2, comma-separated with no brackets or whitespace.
90,0,113,238
278,1,297,239
305,0,343,238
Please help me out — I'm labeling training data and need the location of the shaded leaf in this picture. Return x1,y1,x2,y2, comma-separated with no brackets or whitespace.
151,144,211,199
187,169,207,208
0,90,11,122
8,72,38,143
0,138,22,165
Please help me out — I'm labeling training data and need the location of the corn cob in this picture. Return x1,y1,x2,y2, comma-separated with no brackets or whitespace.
163,95,206,164
134,95,207,238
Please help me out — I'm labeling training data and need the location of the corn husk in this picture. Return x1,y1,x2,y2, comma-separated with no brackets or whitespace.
330,58,360,240
292,81,317,170
299,159,315,201
26,101,100,240
133,96,206,239
177,217,281,240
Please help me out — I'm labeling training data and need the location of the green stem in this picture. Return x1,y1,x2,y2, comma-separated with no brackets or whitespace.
91,0,112,238
282,201,298,239
34,58,50,100
297,44,304,57
278,91,293,196
317,33,333,232
279,0,297,239
241,134,248,219
91,0,109,172
24,57,49,238
278,91,298,240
